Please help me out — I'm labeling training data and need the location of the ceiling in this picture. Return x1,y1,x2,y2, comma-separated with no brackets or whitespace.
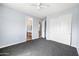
3,3,79,18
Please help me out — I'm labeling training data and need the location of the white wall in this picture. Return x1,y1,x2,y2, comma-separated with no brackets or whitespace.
71,6,79,54
46,14,72,45
0,5,40,48
46,5,79,54
0,5,27,48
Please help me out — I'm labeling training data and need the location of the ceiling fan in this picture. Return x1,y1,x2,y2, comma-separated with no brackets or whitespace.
26,3,49,9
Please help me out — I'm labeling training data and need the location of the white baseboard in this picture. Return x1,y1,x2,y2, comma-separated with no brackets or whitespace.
0,40,26,49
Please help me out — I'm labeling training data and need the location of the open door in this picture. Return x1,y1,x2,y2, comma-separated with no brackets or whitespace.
26,17,32,41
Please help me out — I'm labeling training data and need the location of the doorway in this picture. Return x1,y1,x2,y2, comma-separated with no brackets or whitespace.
26,17,32,41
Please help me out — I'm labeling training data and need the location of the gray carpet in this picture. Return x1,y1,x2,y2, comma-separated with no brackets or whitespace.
0,38,78,56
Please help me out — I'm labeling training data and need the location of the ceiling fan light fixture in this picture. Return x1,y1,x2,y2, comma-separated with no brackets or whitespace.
29,3,49,9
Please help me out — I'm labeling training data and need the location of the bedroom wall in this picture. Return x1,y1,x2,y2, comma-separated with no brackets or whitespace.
46,5,79,54
0,5,26,48
0,5,39,48
46,13,72,45
71,6,79,54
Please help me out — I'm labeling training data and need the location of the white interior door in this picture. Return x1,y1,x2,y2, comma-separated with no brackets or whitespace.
42,20,45,38
32,18,40,39
46,14,72,45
